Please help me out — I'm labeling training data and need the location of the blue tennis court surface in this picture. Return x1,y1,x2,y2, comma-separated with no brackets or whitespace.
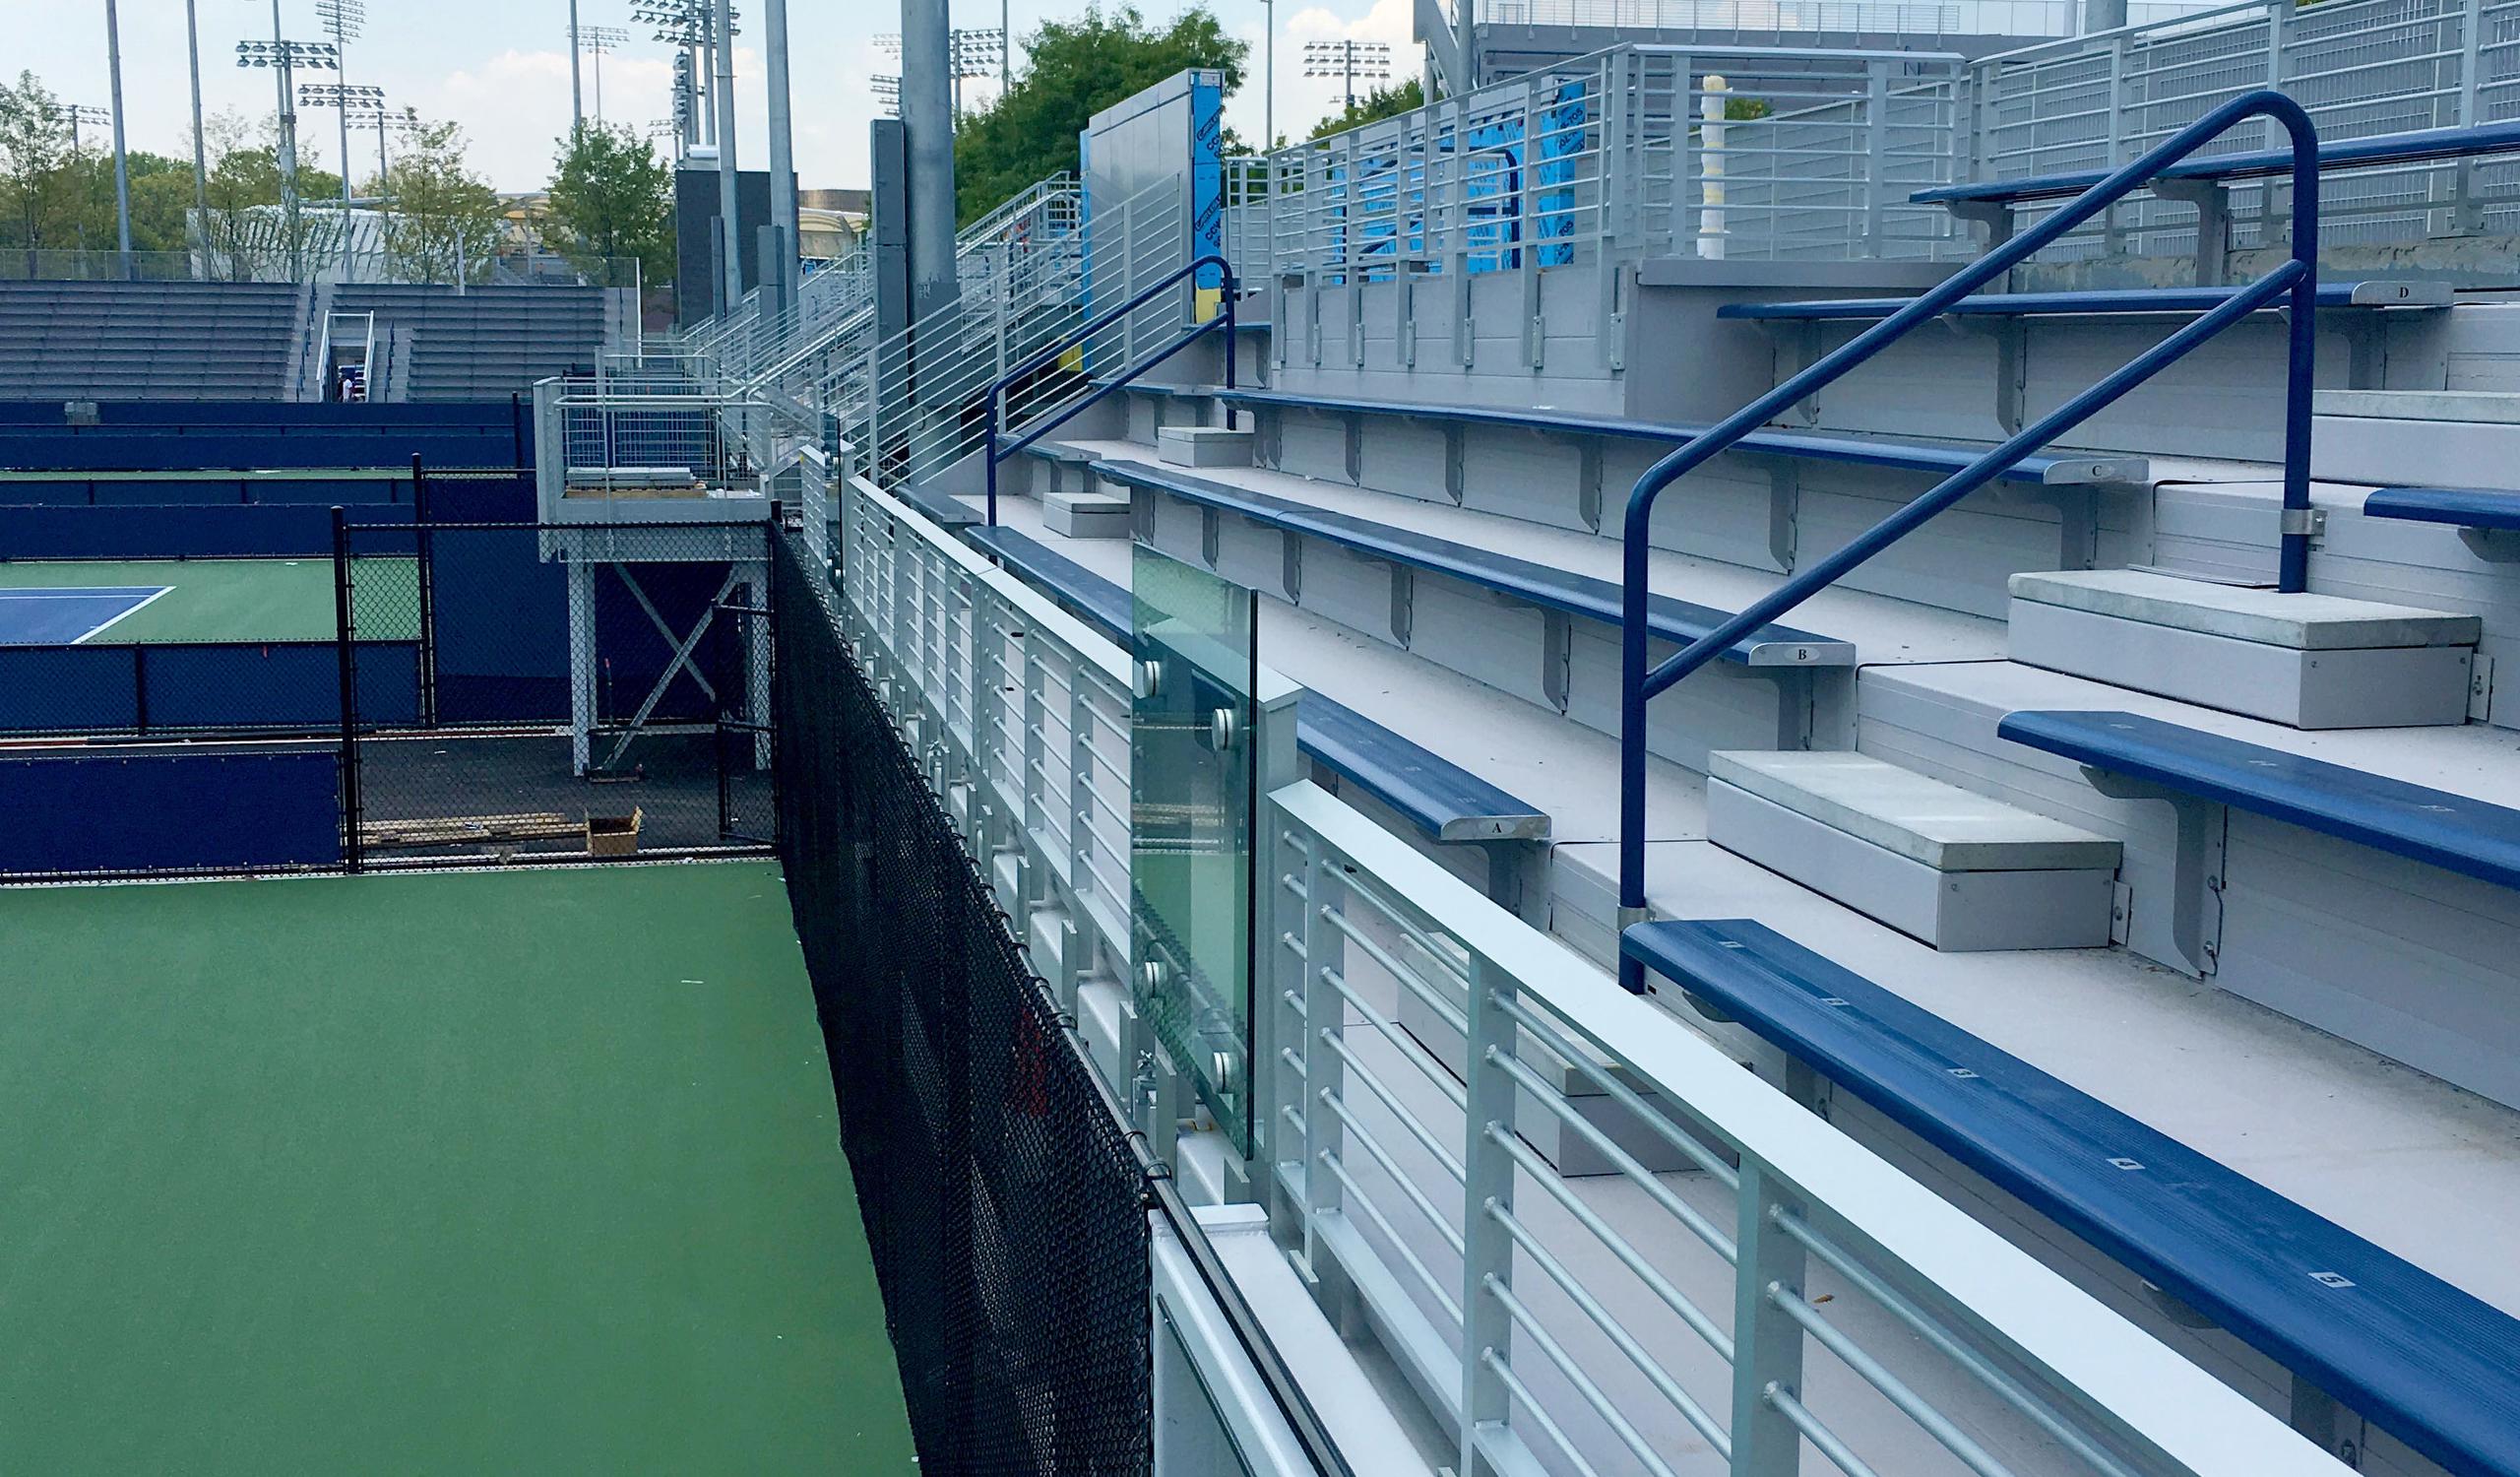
0,586,169,646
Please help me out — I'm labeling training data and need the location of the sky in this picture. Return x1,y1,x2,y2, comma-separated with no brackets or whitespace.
20,0,1420,193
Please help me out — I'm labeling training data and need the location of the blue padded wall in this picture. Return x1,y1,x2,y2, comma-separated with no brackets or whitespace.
0,749,342,873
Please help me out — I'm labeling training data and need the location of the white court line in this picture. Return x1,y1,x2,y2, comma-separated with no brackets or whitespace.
69,585,174,643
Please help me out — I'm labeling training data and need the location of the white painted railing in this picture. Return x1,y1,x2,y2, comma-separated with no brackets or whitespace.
830,476,2350,1477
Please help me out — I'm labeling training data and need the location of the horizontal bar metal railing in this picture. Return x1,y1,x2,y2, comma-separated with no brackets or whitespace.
835,429,2350,1477
981,254,1239,525
1267,785,2346,1475
1616,88,2320,987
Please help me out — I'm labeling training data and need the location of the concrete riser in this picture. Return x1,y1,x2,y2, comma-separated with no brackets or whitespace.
2007,599,2475,729
1708,781,2117,951
2314,414,2520,492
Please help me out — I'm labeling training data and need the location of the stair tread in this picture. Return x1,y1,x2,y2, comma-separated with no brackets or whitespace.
1710,749,2120,871
2009,567,2480,649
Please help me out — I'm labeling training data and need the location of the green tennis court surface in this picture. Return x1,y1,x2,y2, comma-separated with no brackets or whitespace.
0,557,417,644
0,861,914,1476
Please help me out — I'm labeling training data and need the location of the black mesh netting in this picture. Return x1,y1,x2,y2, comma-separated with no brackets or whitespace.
770,529,1154,1476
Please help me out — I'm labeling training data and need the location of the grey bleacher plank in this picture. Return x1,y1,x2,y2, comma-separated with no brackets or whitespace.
1997,709,2520,891
1718,282,2449,322
1217,388,2141,486
1625,916,2520,1477
1094,457,1855,667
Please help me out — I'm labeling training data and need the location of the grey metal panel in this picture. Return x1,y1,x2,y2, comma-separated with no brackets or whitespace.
2313,505,2520,730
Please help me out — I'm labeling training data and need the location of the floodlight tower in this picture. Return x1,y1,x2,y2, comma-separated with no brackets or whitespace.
237,33,341,274
1303,38,1390,112
51,104,110,157
876,29,1004,114
104,0,134,274
631,1,727,158
316,0,365,217
353,100,421,188
577,25,631,120
870,75,902,119
300,82,387,186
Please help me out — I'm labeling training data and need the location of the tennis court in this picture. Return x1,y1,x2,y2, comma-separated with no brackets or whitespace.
0,557,417,645
0,861,914,1475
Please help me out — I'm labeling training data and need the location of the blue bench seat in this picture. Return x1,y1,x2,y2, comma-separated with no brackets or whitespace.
1217,388,2141,488
1624,916,2520,1477
1914,119,2520,209
2362,486,2520,533
1997,710,2520,892
1717,281,2448,323
963,524,1548,853
1090,458,1856,668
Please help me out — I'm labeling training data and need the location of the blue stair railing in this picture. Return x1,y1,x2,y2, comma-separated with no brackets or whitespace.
981,253,1237,525
1616,89,2320,990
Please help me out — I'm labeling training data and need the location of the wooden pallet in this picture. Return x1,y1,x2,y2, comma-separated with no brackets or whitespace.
358,811,583,849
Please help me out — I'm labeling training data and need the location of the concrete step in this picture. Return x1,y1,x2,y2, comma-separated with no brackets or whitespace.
1157,424,1253,468
2007,568,2478,728
1044,490,1130,539
1707,749,2119,951
2314,389,2520,492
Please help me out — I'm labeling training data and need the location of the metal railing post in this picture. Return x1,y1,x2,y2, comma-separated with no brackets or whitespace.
1458,954,1520,1477
1729,1160,1810,1477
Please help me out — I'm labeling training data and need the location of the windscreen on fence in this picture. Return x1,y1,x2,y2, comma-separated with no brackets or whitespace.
770,529,1155,1476
0,513,776,884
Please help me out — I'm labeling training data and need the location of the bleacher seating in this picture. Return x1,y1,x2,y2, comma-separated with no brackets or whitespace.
0,282,304,402
2363,486,2520,532
1622,916,2520,1477
1715,281,2450,322
332,285,606,401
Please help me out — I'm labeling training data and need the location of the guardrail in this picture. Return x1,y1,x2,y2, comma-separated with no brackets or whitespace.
1615,88,2321,988
981,254,1239,524
834,458,2349,1477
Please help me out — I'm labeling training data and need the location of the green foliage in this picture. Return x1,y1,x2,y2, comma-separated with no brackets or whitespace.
0,69,70,263
545,123,675,285
378,121,506,285
953,5,1248,225
1308,78,1424,141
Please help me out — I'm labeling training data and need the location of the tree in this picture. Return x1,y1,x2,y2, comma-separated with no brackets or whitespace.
0,70,69,270
953,5,1248,225
545,123,674,286
1308,78,1423,141
378,120,504,285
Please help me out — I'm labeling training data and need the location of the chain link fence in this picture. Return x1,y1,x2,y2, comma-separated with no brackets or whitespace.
770,531,1155,1476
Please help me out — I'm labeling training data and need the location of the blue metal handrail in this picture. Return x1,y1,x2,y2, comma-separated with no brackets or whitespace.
1616,89,2320,990
981,253,1237,525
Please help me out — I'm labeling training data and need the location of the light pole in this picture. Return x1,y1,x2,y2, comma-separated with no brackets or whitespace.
347,100,418,189
183,0,209,262
237,36,342,276
104,0,134,275
578,25,630,121
317,0,366,277
569,0,584,131
1303,38,1390,113
631,1,727,159
1260,0,1274,151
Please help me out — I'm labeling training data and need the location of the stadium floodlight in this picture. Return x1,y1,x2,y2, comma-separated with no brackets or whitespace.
1302,39,1390,110
49,103,110,154
870,75,901,119
874,28,1005,111
236,39,341,69
299,82,385,107
315,0,366,43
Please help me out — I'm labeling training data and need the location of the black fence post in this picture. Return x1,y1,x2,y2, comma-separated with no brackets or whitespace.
411,454,439,727
332,506,364,874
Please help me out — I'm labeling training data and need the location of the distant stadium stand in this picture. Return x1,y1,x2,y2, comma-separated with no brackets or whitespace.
0,282,305,402
334,285,608,402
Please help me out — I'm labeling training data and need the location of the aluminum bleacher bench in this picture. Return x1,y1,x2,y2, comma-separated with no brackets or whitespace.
1716,281,2450,322
1092,459,1857,674
1914,119,2520,286
964,523,1551,908
1622,915,2520,1477
2363,486,2520,548
1998,709,2520,893
1215,388,2142,489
